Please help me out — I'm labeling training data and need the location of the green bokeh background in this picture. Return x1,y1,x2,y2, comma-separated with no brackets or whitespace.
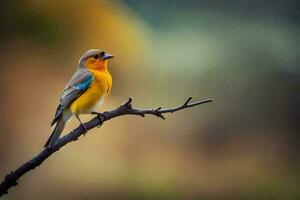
0,0,299,199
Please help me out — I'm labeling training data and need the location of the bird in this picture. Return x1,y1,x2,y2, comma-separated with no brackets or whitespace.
44,49,114,148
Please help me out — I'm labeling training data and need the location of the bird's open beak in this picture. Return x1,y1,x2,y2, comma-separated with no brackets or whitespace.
102,53,114,60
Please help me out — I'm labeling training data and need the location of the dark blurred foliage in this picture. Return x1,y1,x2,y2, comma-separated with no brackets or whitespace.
0,0,71,47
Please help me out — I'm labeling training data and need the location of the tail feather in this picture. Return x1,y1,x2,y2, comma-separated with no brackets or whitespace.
44,119,66,148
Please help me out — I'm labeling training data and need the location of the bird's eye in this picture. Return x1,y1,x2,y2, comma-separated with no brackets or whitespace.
93,54,100,59
100,51,105,57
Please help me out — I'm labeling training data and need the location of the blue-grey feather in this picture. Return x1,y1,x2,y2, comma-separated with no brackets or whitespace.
74,74,93,90
51,69,94,126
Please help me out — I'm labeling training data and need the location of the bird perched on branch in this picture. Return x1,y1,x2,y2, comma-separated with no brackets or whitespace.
44,49,114,148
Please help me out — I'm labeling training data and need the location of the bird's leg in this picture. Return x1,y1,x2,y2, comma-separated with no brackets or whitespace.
91,112,107,128
75,115,88,136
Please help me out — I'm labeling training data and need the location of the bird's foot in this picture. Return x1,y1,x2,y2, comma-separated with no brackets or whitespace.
79,123,88,136
91,112,107,128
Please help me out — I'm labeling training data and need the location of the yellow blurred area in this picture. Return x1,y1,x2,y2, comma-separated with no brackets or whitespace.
0,0,299,199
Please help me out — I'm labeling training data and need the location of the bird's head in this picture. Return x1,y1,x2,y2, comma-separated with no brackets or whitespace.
79,49,114,71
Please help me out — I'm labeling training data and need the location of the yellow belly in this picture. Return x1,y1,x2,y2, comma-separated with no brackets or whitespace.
70,70,112,114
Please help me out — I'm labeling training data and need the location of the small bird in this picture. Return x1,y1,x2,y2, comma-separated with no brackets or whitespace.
44,49,114,148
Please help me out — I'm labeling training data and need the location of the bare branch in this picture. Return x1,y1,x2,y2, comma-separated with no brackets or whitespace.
0,97,212,197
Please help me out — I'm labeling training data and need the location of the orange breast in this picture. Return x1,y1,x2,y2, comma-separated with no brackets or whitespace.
70,69,112,114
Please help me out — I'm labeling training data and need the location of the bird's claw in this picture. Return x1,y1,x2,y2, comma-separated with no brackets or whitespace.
79,123,88,136
92,112,106,128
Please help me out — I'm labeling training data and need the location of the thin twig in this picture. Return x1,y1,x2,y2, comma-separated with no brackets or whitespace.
0,97,212,197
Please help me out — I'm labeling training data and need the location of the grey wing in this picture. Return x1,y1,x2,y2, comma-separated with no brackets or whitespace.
51,68,93,126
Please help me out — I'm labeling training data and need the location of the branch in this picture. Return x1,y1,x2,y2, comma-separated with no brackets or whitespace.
0,97,212,197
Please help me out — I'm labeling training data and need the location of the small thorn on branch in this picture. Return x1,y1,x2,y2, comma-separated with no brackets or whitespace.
155,113,165,120
123,97,133,108
155,107,162,111
184,96,193,106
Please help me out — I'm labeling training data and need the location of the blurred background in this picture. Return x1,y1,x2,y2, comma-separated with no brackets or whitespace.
0,0,299,199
